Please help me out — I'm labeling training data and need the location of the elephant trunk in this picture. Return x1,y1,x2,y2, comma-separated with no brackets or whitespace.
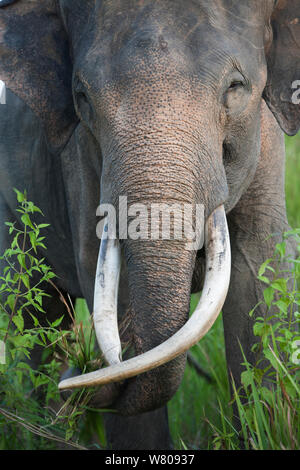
117,232,197,413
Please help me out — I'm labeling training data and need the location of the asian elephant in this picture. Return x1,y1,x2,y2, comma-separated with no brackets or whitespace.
0,0,299,450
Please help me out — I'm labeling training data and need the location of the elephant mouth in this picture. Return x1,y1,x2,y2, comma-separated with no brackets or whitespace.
58,204,231,393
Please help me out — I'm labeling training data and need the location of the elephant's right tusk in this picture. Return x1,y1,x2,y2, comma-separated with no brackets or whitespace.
93,219,122,366
59,205,231,390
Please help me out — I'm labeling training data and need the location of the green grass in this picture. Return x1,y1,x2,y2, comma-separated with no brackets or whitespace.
285,135,300,228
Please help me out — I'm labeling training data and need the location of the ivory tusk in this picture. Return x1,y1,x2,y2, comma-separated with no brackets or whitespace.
93,220,122,365
59,205,231,390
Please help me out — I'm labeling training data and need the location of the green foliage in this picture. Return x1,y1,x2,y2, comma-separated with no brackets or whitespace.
0,191,106,450
233,229,300,450
204,229,300,450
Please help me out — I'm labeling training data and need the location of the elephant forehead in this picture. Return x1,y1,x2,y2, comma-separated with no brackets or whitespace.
90,0,268,48
76,0,269,104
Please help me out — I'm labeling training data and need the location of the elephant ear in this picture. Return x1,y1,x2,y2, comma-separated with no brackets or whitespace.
0,0,78,152
264,0,300,136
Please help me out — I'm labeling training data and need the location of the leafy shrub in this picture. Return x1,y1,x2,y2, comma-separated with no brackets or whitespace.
211,230,300,450
0,190,105,449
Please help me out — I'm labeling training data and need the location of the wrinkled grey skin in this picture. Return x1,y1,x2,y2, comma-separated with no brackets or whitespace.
0,0,299,450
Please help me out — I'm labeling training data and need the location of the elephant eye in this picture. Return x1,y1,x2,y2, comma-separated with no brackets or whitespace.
224,73,250,113
228,81,244,91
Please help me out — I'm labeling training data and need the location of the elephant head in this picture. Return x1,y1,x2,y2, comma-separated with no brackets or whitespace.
1,0,299,416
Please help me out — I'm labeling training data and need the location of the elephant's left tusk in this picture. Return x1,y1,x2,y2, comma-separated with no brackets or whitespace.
59,205,231,391
93,219,122,365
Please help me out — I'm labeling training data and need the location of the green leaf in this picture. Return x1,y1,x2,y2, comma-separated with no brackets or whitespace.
258,259,272,277
21,213,35,229
39,331,46,344
17,254,27,271
29,231,37,253
13,188,26,203
271,278,287,294
6,294,16,311
50,315,65,328
274,299,289,315
275,242,286,258
263,348,279,370
32,205,44,215
66,427,74,441
29,312,40,327
249,301,263,318
258,275,270,285
12,314,24,333
21,274,30,289
253,321,267,338
241,369,254,390
263,286,275,308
